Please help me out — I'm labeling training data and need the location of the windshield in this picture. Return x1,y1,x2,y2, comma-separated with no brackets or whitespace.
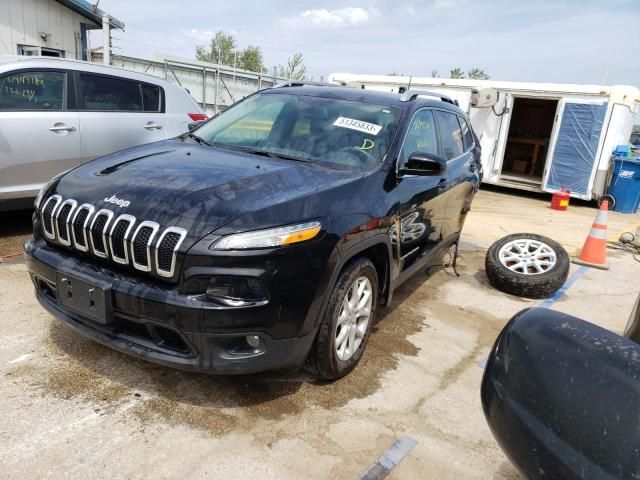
194,92,401,170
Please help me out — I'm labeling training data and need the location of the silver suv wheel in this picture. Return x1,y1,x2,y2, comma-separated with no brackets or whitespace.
335,276,372,361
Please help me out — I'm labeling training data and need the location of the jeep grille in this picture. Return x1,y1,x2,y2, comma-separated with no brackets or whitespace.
42,196,187,280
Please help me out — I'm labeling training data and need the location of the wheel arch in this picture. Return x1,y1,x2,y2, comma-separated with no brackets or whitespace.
300,234,394,342
331,234,394,309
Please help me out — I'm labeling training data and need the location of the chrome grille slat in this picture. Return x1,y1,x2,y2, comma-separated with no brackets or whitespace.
41,194,62,240
108,214,136,265
54,199,77,246
40,195,187,279
89,209,114,258
71,203,95,252
155,227,187,278
131,221,160,272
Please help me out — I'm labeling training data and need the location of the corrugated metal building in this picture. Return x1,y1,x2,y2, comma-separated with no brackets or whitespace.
0,0,123,60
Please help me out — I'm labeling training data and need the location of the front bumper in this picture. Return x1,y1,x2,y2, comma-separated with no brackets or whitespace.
25,237,316,374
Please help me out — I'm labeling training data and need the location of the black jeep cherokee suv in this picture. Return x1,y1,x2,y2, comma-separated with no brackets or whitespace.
25,83,481,379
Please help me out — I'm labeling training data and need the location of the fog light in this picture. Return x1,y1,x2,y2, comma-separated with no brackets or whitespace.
246,335,261,348
206,277,268,307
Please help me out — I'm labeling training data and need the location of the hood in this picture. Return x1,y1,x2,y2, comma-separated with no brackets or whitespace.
52,139,359,244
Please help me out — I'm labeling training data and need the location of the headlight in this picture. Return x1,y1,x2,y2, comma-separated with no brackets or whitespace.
34,170,69,210
212,221,321,250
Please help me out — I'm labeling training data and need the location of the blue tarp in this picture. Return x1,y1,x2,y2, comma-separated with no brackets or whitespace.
547,102,607,196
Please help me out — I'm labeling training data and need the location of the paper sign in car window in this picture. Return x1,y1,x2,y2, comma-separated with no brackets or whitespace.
333,117,382,135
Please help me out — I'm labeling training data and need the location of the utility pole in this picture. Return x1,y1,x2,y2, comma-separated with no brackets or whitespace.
233,50,237,88
102,14,110,65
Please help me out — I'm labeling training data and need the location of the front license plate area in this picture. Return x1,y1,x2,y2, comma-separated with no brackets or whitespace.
55,271,113,324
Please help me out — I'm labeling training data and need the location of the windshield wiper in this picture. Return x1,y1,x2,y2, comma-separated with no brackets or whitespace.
215,144,311,163
183,131,211,146
253,150,311,164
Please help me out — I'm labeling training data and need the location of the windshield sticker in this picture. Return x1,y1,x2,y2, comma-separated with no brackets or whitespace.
355,139,375,150
333,117,382,135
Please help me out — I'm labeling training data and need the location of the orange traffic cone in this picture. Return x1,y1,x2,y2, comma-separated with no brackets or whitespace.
573,200,610,270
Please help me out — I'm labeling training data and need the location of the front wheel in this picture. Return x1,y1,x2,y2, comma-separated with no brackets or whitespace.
306,258,378,380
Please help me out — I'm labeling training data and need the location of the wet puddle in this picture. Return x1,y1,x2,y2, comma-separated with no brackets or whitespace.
9,249,504,435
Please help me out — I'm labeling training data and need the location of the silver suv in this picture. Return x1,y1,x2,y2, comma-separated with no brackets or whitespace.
0,56,206,210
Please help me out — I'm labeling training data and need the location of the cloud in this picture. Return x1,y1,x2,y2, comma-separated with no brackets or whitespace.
186,29,217,43
433,0,469,8
283,7,380,30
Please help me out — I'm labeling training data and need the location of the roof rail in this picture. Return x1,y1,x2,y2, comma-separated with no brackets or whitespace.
273,80,341,89
399,89,458,106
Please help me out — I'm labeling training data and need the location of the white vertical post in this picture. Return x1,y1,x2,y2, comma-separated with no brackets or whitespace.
233,50,237,88
102,14,110,65
202,67,206,110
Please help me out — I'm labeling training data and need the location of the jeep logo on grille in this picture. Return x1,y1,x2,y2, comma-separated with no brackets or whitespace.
104,195,130,208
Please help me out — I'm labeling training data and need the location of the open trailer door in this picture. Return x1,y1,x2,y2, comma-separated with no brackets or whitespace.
468,92,513,183
543,101,608,199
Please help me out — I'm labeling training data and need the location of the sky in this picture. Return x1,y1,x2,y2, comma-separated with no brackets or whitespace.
89,0,640,86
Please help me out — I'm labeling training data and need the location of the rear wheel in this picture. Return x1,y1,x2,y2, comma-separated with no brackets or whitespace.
306,258,378,380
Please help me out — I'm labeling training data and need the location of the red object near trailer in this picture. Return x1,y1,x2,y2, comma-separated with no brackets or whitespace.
551,187,571,211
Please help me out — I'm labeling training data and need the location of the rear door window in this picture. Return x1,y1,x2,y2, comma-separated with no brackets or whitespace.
79,74,142,111
435,110,464,160
0,71,66,110
141,84,161,112
459,116,474,151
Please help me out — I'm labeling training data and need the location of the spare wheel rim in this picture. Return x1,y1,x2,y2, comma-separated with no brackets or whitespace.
498,239,557,275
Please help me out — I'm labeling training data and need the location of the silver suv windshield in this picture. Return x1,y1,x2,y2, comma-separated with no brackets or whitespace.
194,92,401,170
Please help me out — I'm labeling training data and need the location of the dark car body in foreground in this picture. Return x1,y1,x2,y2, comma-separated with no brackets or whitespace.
482,305,640,479
25,83,481,378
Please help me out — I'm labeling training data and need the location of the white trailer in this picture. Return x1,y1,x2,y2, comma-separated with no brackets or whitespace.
329,73,640,201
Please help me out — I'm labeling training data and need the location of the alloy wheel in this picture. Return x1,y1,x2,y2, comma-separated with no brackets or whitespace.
335,276,373,361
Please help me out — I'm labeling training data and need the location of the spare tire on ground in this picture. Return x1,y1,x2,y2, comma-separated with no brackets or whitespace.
485,233,570,299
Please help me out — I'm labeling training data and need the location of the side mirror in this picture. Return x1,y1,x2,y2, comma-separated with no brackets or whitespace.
188,120,205,132
399,152,447,176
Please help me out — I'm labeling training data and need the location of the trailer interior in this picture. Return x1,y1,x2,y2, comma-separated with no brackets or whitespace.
500,97,559,187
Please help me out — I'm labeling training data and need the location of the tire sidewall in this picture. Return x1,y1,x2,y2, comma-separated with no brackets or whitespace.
315,258,378,379
485,233,570,299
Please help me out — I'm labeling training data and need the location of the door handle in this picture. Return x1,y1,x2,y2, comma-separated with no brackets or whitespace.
48,125,76,132
144,123,163,130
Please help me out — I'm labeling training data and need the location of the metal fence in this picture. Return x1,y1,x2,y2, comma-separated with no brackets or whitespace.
91,53,290,115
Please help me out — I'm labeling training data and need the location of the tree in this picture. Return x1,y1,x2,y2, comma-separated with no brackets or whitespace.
278,52,308,80
431,69,440,78
196,31,266,73
449,68,465,79
238,45,265,73
467,68,490,80
196,31,237,65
